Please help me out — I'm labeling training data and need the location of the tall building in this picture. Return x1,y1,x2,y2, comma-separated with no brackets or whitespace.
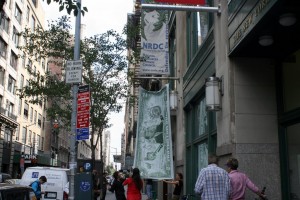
127,0,300,199
0,0,48,176
102,130,111,167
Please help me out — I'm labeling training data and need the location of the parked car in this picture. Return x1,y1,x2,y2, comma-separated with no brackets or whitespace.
4,179,21,185
0,183,36,200
0,173,12,183
19,166,70,200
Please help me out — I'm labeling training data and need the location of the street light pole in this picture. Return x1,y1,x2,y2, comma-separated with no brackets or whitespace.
69,0,81,199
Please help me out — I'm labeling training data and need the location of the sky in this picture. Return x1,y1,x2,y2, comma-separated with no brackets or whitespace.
40,0,133,163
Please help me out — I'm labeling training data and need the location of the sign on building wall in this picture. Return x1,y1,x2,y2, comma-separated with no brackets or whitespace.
134,84,174,179
139,0,169,75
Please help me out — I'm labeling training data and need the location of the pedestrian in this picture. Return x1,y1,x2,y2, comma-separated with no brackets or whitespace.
145,179,153,200
226,158,266,200
30,176,47,200
109,171,126,200
100,171,109,200
162,173,183,200
194,154,230,200
123,168,143,200
92,170,100,200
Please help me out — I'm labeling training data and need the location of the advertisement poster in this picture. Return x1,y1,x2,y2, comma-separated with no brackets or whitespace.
140,0,169,75
134,84,174,179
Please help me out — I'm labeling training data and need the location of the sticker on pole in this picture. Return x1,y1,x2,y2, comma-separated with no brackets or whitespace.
65,60,82,84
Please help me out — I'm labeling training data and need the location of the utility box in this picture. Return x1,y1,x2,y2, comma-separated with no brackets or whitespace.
75,173,93,200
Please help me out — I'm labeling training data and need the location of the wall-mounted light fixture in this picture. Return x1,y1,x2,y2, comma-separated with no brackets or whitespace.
279,13,297,26
205,77,222,111
170,90,178,110
258,35,274,46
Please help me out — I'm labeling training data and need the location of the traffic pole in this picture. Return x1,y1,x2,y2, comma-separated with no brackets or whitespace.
69,0,81,199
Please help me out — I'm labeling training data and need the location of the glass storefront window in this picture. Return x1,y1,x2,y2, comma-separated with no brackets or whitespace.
198,98,207,136
282,50,300,112
198,142,208,171
287,123,300,199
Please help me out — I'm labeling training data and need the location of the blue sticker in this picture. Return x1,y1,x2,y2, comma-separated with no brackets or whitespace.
80,181,91,192
32,172,39,178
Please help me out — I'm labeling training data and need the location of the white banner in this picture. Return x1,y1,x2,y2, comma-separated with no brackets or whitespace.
134,84,174,179
140,3,169,75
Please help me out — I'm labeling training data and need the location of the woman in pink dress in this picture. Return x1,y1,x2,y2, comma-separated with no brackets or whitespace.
123,168,143,200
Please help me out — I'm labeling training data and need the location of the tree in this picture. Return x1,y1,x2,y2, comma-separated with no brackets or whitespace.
18,16,128,173
43,0,88,16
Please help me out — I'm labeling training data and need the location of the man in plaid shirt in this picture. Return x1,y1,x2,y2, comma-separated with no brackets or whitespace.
194,154,230,200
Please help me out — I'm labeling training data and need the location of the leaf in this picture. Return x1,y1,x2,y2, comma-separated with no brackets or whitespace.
47,0,51,4
83,7,88,12
59,5,64,12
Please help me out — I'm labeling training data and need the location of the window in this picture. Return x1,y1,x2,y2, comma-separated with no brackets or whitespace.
26,6,30,22
7,75,16,94
18,98,22,115
0,15,10,33
22,127,27,144
0,37,7,59
10,51,18,70
12,26,19,47
24,102,29,118
0,66,4,85
14,4,22,24
37,135,40,150
30,107,33,122
187,2,213,62
27,59,32,72
41,59,45,70
185,95,217,195
15,126,20,141
34,110,37,124
4,128,12,148
7,102,14,117
41,137,44,150
38,113,42,127
31,15,35,31
32,0,37,7
20,74,24,88
28,130,32,145
42,117,45,130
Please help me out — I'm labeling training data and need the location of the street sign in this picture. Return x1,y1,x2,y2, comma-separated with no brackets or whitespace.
65,60,83,84
76,85,90,140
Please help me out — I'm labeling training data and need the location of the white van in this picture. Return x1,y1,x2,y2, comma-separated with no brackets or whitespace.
19,166,69,200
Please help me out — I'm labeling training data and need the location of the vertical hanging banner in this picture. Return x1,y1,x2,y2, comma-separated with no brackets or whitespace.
134,84,174,179
139,0,169,75
76,85,90,140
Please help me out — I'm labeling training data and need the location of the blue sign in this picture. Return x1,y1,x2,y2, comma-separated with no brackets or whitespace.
84,163,91,171
32,172,39,178
76,128,89,140
79,181,91,192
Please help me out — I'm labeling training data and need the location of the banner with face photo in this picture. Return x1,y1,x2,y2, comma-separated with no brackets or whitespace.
134,84,174,179
139,0,169,75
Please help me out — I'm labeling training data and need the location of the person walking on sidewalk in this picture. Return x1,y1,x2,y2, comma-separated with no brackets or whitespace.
194,154,230,200
226,158,266,200
123,168,143,200
109,171,126,200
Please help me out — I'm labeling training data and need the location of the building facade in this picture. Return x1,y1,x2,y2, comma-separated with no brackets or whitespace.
0,0,49,177
126,0,300,199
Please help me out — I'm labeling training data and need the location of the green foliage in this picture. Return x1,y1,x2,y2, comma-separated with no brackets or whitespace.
17,17,128,146
44,0,88,16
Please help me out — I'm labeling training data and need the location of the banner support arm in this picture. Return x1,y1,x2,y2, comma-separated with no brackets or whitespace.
133,77,180,83
141,4,221,15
